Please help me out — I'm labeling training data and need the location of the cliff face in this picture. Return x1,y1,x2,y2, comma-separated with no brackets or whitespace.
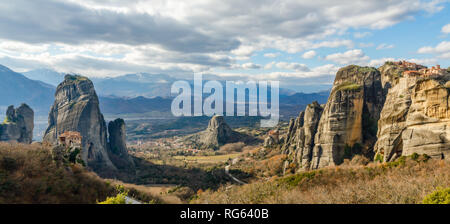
281,62,449,172
281,65,384,171
281,101,323,170
310,65,384,169
185,115,252,150
375,72,450,161
43,75,131,173
107,118,135,170
198,115,242,149
0,104,34,143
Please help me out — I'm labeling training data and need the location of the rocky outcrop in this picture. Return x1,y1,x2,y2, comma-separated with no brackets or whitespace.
44,75,133,174
310,65,384,169
374,72,450,161
378,61,426,90
264,129,280,148
281,62,449,171
107,118,135,170
187,115,249,150
281,101,323,171
200,115,242,149
0,104,34,143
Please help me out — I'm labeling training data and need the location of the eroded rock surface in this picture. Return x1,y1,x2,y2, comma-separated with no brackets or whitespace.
108,118,135,170
375,72,450,161
0,104,34,143
281,101,323,171
310,65,384,169
187,115,252,150
44,75,133,174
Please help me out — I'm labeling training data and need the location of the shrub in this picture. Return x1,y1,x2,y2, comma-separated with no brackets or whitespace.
422,187,450,204
410,153,419,161
264,154,286,176
374,153,384,163
385,156,406,168
278,170,319,187
336,82,362,92
194,158,450,204
98,192,128,204
219,142,245,153
349,155,370,166
0,143,160,204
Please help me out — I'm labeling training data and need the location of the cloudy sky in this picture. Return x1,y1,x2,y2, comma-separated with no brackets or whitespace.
0,0,449,92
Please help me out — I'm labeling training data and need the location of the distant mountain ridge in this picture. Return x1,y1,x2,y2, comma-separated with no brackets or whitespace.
0,65,55,115
1,64,330,117
22,68,305,98
22,69,64,87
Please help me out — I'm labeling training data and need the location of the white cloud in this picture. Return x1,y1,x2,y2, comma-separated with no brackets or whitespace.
241,62,261,69
376,43,395,50
354,32,372,38
367,58,396,67
442,24,450,34
366,57,438,67
263,53,281,58
417,41,450,59
325,49,370,65
0,40,49,54
302,50,317,59
214,64,338,80
264,61,310,71
0,0,445,77
407,58,438,65
275,62,310,71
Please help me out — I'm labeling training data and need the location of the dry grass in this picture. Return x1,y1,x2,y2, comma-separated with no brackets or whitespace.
0,142,163,204
219,142,246,153
193,156,450,204
173,153,241,164
105,180,182,204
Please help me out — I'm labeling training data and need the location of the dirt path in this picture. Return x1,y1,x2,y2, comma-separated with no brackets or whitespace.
225,165,246,185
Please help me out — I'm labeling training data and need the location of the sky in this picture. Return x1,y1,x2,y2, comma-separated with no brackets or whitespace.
0,0,449,92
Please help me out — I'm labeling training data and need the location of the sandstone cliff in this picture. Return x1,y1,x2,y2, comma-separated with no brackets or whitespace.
44,75,133,174
374,69,450,161
281,101,323,170
0,104,34,143
281,62,449,172
281,65,385,170
310,65,384,169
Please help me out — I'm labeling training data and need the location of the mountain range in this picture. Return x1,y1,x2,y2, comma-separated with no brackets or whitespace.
0,65,54,115
3,65,330,118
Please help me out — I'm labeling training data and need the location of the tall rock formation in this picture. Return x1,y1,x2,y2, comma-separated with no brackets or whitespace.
311,65,384,169
0,104,34,143
107,118,135,170
281,65,385,170
187,115,250,150
281,101,323,170
374,65,450,161
44,75,133,173
281,61,449,171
